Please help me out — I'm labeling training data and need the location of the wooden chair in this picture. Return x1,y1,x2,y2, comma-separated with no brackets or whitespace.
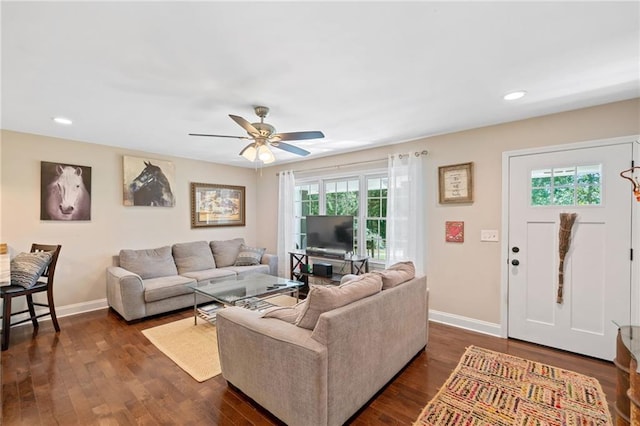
1,244,62,351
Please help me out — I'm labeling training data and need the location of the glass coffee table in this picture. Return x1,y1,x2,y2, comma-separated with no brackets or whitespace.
186,273,304,324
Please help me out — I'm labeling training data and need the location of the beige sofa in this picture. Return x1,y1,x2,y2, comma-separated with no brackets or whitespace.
106,238,277,321
216,267,428,426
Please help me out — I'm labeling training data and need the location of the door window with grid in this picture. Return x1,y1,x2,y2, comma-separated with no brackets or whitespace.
530,164,601,206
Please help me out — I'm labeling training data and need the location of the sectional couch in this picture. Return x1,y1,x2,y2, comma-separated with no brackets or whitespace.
106,238,277,321
216,261,427,426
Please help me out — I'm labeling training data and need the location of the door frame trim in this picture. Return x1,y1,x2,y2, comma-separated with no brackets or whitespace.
500,135,639,338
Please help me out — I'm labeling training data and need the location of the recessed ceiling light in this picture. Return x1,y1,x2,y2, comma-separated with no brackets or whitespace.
503,91,527,101
52,117,73,125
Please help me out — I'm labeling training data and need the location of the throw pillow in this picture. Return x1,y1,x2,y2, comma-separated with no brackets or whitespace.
296,273,382,330
234,244,266,266
119,246,178,279
261,300,307,324
210,238,244,268
373,260,415,289
11,251,52,288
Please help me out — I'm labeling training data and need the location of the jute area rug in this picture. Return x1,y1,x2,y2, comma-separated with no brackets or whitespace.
141,295,298,383
414,345,612,426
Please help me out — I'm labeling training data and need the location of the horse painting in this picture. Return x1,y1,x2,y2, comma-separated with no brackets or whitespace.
129,161,175,206
42,163,91,221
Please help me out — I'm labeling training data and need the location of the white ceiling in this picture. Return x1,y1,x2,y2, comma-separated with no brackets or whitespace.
2,1,639,168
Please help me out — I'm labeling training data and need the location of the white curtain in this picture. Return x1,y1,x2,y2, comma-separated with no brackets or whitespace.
277,170,296,277
386,153,425,274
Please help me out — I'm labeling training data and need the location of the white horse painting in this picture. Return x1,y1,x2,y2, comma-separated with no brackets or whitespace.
41,163,91,221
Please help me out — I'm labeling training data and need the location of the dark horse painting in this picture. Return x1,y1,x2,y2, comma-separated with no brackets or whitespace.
128,161,175,206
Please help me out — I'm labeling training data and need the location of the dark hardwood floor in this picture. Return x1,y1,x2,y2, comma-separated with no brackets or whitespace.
1,307,617,425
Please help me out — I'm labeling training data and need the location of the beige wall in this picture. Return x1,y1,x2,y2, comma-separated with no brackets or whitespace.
1,99,638,325
0,130,260,311
257,99,640,325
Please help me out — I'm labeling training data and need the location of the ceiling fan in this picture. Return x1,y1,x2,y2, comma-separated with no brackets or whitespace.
189,106,324,164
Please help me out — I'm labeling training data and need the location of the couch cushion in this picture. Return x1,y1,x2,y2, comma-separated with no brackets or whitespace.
172,241,216,274
373,261,415,289
143,275,196,302
223,264,270,278
180,268,236,284
234,244,265,266
119,246,178,279
296,273,383,330
261,300,307,324
11,251,52,288
210,238,244,268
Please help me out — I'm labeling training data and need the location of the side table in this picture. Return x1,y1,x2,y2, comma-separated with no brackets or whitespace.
615,325,640,425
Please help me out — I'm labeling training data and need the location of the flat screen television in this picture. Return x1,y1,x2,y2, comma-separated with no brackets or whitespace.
306,215,354,256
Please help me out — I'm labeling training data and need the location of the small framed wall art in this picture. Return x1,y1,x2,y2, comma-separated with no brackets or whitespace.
445,221,464,243
191,182,246,228
438,162,474,204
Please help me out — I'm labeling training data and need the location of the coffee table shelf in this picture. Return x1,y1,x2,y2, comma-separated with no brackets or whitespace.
187,273,303,325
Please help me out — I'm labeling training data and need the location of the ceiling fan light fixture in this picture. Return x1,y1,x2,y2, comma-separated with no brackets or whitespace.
258,144,275,164
240,145,257,162
190,105,323,164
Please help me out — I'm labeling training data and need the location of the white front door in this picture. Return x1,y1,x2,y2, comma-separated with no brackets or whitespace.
507,141,633,360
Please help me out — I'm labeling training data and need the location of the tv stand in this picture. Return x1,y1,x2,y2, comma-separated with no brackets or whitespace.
305,250,346,260
289,250,369,287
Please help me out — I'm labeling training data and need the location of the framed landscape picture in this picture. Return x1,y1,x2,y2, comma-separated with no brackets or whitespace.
191,182,245,228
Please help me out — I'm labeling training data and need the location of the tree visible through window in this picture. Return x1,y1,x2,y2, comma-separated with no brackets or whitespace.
293,183,319,250
366,177,387,261
325,179,359,216
325,179,360,251
531,165,601,206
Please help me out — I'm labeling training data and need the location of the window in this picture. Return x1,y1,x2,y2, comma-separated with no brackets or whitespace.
293,183,319,250
531,164,601,206
325,179,359,216
366,177,387,261
295,171,388,262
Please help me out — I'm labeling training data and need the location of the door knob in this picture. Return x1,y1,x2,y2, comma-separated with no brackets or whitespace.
512,247,520,253
511,259,520,266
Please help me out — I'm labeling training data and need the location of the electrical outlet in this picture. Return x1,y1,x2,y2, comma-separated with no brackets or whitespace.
481,229,499,242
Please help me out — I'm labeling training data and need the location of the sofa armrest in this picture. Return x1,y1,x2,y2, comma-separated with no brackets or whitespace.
310,275,428,425
216,307,328,426
106,266,146,321
260,253,278,276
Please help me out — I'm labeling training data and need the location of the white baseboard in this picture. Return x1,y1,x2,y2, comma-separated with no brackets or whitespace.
3,301,504,338
0,298,108,330
429,309,502,337
57,298,109,317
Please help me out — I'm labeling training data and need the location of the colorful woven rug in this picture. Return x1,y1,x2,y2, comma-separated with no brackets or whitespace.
414,345,612,426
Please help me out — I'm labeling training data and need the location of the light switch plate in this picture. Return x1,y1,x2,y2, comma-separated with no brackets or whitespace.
481,229,499,242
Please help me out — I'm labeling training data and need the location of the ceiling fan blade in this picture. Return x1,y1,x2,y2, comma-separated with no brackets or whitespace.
271,141,310,156
271,131,324,142
189,133,251,139
229,114,260,137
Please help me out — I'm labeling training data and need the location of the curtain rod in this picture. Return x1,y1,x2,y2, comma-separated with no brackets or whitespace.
277,150,428,175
